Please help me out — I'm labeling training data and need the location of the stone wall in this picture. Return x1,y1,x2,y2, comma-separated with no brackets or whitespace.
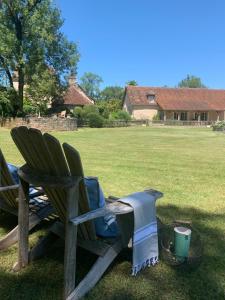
0,117,77,131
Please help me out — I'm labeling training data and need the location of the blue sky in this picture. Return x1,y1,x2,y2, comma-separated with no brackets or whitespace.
56,0,225,89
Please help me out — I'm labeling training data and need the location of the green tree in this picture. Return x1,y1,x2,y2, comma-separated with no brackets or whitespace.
0,88,14,116
178,75,206,88
26,68,61,116
0,0,79,114
100,86,124,101
126,80,138,86
96,99,122,118
79,72,103,100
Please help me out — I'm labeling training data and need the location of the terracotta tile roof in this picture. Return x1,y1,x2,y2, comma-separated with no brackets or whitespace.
63,85,94,106
126,86,225,111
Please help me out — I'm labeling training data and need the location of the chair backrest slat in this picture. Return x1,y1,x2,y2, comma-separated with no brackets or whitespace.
11,127,96,240
0,149,18,208
63,143,96,240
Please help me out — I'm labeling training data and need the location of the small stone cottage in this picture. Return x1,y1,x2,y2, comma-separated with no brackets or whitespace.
52,73,94,113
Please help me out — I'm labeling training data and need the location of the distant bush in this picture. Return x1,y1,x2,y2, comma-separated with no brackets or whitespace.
73,106,83,119
152,113,160,121
110,110,131,121
88,112,104,128
212,121,225,131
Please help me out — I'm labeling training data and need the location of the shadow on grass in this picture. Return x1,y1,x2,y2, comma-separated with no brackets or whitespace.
0,205,225,299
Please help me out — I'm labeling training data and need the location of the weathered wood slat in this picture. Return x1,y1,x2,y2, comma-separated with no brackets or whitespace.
70,202,133,226
63,143,96,241
64,185,79,299
0,149,18,207
17,179,29,269
0,184,19,192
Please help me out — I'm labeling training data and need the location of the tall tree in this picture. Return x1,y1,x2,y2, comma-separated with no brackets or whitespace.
79,72,103,100
0,0,79,114
100,86,124,101
126,80,138,86
178,75,206,88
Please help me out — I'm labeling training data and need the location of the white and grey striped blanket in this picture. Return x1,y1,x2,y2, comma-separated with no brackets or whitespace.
119,191,159,275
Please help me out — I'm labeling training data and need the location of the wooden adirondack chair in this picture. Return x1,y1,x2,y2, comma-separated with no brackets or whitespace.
11,126,163,300
0,149,54,250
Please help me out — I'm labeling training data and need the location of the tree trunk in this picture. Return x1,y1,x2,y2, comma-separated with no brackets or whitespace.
18,66,24,113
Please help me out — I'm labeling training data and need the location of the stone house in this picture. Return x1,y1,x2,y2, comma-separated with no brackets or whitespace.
123,86,225,122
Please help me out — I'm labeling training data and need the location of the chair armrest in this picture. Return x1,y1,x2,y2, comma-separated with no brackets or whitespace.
70,189,163,226
0,184,19,192
70,201,133,226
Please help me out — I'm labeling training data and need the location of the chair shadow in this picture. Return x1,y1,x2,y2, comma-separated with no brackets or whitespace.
0,204,225,299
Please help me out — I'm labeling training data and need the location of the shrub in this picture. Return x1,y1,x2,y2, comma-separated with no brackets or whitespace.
212,121,225,131
110,110,131,121
73,106,83,119
88,112,104,128
152,112,160,121
82,105,99,118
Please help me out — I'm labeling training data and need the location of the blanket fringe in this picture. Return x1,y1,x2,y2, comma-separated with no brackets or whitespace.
132,256,158,276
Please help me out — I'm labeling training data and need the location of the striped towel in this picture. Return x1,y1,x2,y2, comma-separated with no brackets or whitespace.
118,191,159,275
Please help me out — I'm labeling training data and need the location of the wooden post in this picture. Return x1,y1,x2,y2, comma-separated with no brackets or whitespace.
216,112,220,121
163,112,167,121
64,183,79,299
17,178,30,269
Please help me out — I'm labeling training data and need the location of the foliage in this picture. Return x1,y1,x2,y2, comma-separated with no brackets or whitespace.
88,112,104,128
23,98,37,115
126,80,138,86
178,75,206,88
26,68,61,116
81,105,99,120
96,99,122,119
72,105,100,126
73,106,83,119
79,72,103,100
152,112,160,121
0,88,16,116
0,0,79,114
212,121,225,131
109,110,131,121
100,86,124,101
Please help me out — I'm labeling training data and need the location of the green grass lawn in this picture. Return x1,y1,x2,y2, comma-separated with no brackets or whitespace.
0,126,225,299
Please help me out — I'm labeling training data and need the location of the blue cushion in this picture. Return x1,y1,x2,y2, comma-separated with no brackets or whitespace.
7,163,19,184
84,177,119,237
7,163,39,196
6,163,119,238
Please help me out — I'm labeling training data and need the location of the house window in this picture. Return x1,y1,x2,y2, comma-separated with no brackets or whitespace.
180,112,187,121
174,112,179,120
159,111,164,120
147,94,155,104
200,112,208,121
193,113,199,121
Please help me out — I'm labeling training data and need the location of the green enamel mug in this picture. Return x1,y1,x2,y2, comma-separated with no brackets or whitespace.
174,226,191,262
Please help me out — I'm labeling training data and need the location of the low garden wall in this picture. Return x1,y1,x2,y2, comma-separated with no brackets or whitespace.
0,117,77,131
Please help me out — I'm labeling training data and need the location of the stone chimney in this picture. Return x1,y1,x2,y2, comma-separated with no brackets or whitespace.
68,71,77,86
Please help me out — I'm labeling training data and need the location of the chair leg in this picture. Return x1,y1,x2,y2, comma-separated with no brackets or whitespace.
64,185,79,299
67,239,123,300
13,179,30,271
